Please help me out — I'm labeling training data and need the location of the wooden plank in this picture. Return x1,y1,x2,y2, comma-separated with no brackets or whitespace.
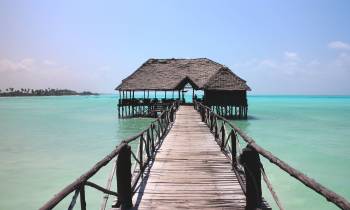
132,106,246,209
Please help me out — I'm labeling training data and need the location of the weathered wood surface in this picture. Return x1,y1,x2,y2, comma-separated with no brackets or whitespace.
131,106,246,209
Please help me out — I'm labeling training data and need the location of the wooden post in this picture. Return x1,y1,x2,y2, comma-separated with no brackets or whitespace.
210,114,214,132
147,129,152,155
205,109,208,123
132,104,134,117
79,185,86,210
170,107,175,122
231,130,237,168
118,102,121,118
139,136,144,171
159,118,164,136
156,121,161,140
151,124,155,152
240,147,262,210
200,107,205,122
221,123,225,150
239,106,242,119
192,88,194,102
143,134,150,159
182,91,185,103
116,145,133,209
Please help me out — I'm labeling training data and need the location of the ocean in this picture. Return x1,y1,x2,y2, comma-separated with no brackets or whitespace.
0,95,349,210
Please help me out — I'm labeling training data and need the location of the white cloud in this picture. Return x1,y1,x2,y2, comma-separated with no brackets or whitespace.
335,53,350,67
230,49,350,94
0,58,81,90
0,57,117,92
259,59,277,68
307,59,320,66
284,51,300,61
43,59,56,66
0,58,35,72
328,41,350,50
98,65,112,72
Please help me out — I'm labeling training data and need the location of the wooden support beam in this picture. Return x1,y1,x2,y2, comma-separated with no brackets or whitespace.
139,136,144,171
67,189,79,210
151,125,155,153
116,145,133,208
80,185,86,210
231,130,237,168
240,146,262,210
220,123,225,150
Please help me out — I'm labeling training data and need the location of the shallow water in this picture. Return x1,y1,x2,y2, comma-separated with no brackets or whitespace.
0,95,349,209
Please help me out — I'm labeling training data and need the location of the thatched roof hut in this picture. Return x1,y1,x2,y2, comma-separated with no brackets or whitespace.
115,58,251,91
116,58,250,119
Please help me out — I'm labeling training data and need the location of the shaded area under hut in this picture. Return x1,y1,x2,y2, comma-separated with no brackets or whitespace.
115,58,251,119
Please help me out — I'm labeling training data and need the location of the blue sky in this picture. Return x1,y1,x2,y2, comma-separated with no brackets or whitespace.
0,0,350,94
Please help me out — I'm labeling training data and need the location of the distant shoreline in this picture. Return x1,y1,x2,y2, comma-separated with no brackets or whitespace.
0,88,98,97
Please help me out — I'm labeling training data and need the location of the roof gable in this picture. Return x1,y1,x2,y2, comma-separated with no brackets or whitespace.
204,68,251,91
174,76,199,90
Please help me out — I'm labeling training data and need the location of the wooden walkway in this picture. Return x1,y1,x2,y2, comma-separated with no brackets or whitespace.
133,106,246,209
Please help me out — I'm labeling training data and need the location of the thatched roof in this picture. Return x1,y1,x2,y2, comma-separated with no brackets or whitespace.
116,58,251,91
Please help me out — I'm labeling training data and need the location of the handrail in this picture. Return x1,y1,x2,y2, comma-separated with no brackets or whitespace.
194,100,350,210
39,143,126,210
39,101,180,210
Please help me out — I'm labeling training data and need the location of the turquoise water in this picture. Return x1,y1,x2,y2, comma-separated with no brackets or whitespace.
0,95,349,210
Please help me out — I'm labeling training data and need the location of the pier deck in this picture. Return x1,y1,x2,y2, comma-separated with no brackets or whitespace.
133,106,246,209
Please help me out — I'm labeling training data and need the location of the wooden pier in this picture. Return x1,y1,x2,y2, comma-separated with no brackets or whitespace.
40,101,350,210
133,106,245,209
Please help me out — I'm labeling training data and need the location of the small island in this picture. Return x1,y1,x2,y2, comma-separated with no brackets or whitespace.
0,88,98,97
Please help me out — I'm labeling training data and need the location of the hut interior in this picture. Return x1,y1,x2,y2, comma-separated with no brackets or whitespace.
115,58,251,119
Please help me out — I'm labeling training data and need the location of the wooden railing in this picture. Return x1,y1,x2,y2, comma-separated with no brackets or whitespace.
39,101,180,210
194,100,350,210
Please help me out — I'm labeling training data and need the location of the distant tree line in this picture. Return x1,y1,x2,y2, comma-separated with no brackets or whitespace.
0,88,98,97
